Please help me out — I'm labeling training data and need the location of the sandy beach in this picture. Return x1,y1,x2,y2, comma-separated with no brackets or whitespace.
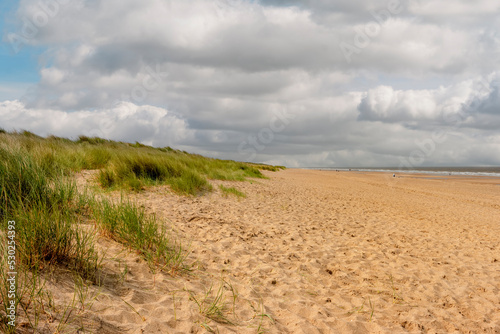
64,168,500,333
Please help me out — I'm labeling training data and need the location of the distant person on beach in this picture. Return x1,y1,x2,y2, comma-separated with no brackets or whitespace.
393,174,395,177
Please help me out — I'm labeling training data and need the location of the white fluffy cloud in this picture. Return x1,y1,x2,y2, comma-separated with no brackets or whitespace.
0,100,190,147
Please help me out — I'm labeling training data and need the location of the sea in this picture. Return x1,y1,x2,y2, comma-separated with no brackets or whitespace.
306,167,500,178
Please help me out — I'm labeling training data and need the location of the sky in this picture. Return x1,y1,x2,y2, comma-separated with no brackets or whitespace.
0,0,499,167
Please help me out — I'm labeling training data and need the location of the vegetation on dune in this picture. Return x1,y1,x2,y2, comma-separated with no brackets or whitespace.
0,130,284,331
89,197,188,274
0,131,279,195
219,185,247,198
0,143,101,332
0,146,99,278
247,162,286,172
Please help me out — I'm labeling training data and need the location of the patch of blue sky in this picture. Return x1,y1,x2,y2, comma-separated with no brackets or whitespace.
1,0,42,100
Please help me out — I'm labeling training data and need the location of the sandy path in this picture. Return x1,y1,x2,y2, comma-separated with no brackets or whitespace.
71,169,500,333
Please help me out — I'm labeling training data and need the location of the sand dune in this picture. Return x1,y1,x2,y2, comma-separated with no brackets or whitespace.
60,168,500,333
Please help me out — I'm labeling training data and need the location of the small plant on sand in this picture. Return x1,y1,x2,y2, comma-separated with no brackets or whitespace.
224,279,239,317
171,290,179,322
347,302,366,316
74,275,101,313
219,185,246,198
389,274,404,304
188,282,233,325
368,297,375,321
55,293,78,333
248,297,274,334
344,297,376,322
118,263,129,286
200,321,218,333
121,297,146,322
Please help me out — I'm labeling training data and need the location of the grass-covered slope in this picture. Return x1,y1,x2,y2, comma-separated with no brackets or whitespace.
1,131,283,195
0,130,284,332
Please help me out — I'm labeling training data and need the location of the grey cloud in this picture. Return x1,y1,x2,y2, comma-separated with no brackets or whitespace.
467,82,500,116
260,0,500,27
357,74,500,130
259,0,412,24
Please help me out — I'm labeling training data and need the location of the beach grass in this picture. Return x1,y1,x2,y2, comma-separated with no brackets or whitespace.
0,144,101,279
89,197,189,274
96,152,263,195
0,130,283,331
0,131,271,195
188,282,232,325
219,185,247,198
0,141,102,332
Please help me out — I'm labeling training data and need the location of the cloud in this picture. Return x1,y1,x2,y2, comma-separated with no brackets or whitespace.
6,0,497,112
1,77,500,167
0,100,190,146
358,73,500,130
358,86,439,122
1,0,500,167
